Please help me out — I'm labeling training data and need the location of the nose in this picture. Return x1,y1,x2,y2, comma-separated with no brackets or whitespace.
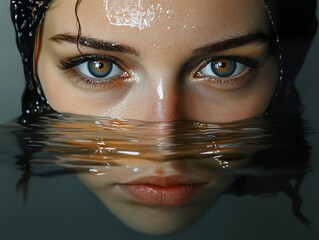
141,78,184,122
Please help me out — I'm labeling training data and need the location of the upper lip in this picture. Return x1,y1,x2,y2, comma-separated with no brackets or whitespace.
120,175,205,187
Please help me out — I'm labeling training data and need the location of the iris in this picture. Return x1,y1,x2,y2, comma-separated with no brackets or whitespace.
211,59,237,77
88,60,113,78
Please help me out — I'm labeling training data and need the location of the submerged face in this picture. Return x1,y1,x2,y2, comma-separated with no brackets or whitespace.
78,153,236,235
34,0,279,234
37,0,279,123
50,118,249,235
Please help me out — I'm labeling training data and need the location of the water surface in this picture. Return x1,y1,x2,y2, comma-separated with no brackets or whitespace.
0,114,318,239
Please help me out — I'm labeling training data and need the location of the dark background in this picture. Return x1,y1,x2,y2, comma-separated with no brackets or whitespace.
0,2,318,239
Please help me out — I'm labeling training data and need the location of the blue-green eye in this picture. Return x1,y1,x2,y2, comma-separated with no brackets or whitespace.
77,59,124,80
200,58,246,78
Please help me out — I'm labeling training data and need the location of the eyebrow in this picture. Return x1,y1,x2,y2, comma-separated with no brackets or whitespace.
51,31,271,58
50,34,140,56
192,31,271,56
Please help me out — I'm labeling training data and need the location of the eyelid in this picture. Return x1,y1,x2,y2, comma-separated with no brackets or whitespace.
194,55,259,78
193,55,260,90
200,56,259,69
58,54,125,70
57,54,131,90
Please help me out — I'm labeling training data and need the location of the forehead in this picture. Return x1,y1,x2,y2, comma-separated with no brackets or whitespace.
46,0,269,46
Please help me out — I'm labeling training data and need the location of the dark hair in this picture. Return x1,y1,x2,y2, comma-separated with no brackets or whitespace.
265,0,317,118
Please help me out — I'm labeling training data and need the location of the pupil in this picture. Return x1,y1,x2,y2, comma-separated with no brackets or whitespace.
215,61,228,70
219,62,227,68
95,62,104,70
88,60,112,78
212,59,236,77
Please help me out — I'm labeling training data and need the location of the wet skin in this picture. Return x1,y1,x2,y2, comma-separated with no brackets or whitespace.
35,0,279,234
50,118,241,235
37,0,279,123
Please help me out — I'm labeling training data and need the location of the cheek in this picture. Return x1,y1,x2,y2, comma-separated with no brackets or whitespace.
230,60,279,119
187,59,279,122
37,56,67,110
37,54,85,113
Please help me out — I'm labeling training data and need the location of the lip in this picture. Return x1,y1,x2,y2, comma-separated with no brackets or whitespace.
118,176,206,206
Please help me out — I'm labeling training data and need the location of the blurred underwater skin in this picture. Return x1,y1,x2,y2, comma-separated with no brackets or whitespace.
0,113,312,234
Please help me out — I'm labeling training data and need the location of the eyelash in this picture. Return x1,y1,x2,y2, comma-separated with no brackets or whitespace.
58,54,259,90
58,54,129,88
194,56,259,88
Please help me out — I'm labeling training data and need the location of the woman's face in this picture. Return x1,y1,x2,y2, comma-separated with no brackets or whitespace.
37,0,279,122
50,118,245,235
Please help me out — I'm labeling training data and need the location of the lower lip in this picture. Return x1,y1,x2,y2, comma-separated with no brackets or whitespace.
119,184,204,206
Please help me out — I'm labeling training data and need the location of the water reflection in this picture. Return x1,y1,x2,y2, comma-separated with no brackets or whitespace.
0,114,312,235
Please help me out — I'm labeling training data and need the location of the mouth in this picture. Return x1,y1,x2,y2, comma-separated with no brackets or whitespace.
118,176,206,206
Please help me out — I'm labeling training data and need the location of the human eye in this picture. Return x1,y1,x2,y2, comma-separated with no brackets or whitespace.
194,56,259,89
58,54,130,89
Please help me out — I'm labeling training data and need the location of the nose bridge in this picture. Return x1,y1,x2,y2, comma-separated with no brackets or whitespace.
145,74,182,122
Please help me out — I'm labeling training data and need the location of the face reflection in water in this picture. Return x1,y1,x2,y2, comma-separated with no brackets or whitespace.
30,0,280,235
29,115,269,235
37,0,279,123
